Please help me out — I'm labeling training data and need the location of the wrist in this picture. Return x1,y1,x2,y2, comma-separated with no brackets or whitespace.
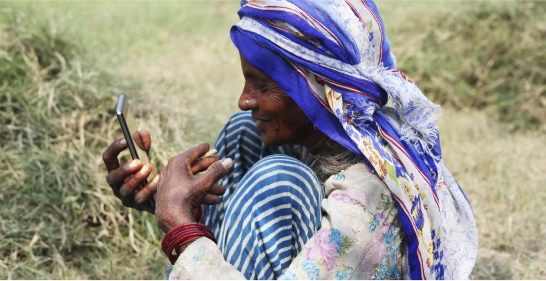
157,205,204,234
161,222,216,265
158,215,194,234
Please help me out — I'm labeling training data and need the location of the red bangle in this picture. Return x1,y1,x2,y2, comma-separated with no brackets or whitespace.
161,223,216,265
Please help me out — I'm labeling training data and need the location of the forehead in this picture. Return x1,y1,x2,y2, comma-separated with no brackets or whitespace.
240,54,272,80
240,55,253,71
240,54,258,72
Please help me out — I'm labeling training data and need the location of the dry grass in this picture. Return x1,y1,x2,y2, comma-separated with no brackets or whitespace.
0,6,167,279
438,109,546,279
381,1,546,131
1,1,544,279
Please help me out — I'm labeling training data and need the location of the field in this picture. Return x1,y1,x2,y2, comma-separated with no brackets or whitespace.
1,0,544,279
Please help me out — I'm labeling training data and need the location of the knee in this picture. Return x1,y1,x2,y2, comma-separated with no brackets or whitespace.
241,155,324,206
233,155,324,242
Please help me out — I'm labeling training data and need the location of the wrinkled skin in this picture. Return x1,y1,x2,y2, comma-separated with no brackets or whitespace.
102,53,326,235
153,143,231,233
102,134,230,232
237,54,324,152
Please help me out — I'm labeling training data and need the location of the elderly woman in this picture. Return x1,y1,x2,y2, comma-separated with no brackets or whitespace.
103,0,478,279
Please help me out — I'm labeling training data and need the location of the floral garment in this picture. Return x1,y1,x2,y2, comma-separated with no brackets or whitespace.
169,163,407,280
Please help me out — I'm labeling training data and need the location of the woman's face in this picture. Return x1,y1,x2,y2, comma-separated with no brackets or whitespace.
237,54,315,147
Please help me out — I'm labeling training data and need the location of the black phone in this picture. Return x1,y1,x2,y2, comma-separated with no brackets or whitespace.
116,94,153,181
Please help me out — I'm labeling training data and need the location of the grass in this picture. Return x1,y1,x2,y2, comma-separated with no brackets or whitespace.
438,109,546,279
379,0,546,131
0,0,544,279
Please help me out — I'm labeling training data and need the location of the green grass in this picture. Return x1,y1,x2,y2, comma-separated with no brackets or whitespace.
1,1,544,279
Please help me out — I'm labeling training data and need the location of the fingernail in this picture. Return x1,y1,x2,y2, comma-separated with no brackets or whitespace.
119,138,127,145
129,159,141,168
221,158,233,170
141,164,151,173
151,174,160,184
203,148,217,158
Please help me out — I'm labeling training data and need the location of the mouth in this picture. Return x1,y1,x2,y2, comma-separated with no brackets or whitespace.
255,119,268,132
252,112,273,132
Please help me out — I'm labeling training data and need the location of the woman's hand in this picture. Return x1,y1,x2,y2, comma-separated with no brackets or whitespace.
155,143,233,234
102,130,157,214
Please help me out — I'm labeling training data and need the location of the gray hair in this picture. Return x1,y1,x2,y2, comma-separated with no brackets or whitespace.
309,138,363,184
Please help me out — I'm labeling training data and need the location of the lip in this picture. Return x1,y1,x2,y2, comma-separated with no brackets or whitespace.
252,112,270,130
255,119,268,131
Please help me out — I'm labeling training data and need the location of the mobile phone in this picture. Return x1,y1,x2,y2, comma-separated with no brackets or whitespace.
116,94,153,181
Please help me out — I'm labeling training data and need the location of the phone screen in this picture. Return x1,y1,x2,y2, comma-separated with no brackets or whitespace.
115,94,151,170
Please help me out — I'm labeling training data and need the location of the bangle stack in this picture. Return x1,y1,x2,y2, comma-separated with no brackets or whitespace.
161,222,216,265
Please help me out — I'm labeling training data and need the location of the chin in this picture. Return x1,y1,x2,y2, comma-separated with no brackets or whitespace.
261,136,287,147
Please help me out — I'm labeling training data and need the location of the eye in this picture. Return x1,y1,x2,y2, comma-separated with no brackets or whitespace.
253,80,269,93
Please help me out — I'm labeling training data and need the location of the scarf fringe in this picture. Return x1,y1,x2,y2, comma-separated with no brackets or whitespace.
363,64,442,152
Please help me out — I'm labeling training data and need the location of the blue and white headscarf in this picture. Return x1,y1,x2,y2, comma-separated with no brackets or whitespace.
231,0,478,279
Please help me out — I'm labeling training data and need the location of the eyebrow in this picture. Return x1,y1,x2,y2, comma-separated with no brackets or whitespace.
244,71,271,82
243,72,257,79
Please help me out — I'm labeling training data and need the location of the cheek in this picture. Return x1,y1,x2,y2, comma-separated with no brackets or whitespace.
279,102,311,136
269,95,297,123
285,103,305,122
259,86,312,141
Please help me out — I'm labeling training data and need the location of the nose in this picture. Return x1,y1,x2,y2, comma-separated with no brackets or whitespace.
238,91,256,110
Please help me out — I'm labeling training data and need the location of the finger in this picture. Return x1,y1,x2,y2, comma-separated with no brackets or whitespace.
207,184,226,196
102,138,128,171
118,163,153,203
196,184,225,205
197,158,233,189
134,130,152,151
191,155,220,174
201,193,222,205
106,159,143,189
168,143,212,172
134,174,159,205
181,143,211,161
